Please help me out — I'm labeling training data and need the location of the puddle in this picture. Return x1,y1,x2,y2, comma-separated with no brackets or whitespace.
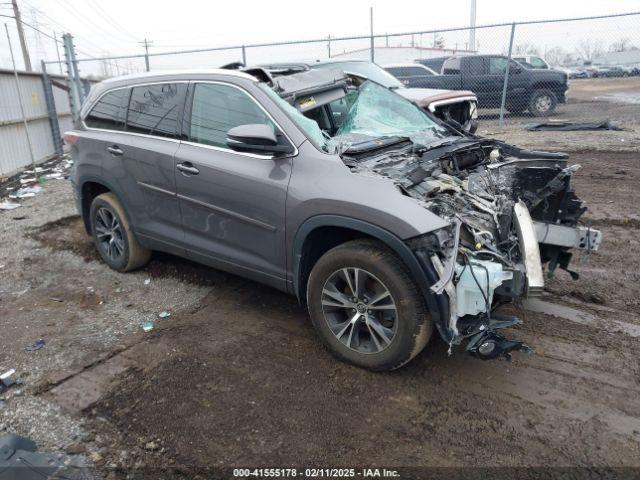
595,92,640,104
524,298,640,338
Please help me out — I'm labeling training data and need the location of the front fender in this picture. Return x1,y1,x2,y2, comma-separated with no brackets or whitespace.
291,215,448,333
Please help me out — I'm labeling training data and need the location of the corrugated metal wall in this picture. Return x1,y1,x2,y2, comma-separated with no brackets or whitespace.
0,70,72,177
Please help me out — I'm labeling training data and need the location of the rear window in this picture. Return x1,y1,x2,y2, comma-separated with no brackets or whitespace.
126,83,186,138
85,89,128,131
442,57,461,74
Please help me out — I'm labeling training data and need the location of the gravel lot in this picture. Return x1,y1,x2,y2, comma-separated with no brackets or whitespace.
0,77,639,478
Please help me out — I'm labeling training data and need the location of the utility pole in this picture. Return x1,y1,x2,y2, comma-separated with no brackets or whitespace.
369,7,374,62
54,32,63,75
11,0,31,71
5,23,35,166
469,0,477,52
140,38,152,72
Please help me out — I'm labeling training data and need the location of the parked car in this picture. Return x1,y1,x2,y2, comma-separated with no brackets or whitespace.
256,60,478,133
568,68,591,79
513,55,550,69
415,55,569,116
67,69,601,371
382,63,439,87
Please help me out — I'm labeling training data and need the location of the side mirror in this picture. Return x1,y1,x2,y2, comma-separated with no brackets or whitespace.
226,124,295,156
511,65,522,74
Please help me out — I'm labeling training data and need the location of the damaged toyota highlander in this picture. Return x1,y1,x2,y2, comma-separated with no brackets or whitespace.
68,68,602,371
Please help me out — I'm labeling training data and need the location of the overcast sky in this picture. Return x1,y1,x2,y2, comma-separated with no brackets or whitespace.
1,0,640,74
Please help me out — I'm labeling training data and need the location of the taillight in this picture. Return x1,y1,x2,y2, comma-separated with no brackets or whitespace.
63,131,79,145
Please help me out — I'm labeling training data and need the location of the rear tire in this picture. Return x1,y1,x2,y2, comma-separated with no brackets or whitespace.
506,103,527,114
90,192,151,272
528,89,557,116
307,239,433,371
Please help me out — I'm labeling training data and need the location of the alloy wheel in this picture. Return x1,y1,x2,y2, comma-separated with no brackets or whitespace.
535,95,552,112
321,267,398,354
95,207,125,261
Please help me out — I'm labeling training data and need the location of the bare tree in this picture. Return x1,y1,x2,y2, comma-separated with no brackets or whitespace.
432,33,445,49
544,46,567,67
576,39,604,63
512,42,539,55
609,38,636,52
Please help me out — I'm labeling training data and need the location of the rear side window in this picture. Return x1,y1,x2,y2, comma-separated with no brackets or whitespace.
188,83,275,148
126,83,186,138
85,89,128,130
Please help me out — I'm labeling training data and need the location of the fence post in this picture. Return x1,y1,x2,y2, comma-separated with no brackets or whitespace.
62,33,83,122
241,45,246,65
41,60,63,156
327,35,331,58
499,22,516,127
4,23,35,168
369,7,374,62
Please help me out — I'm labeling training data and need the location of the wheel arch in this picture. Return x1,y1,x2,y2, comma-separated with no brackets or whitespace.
292,215,446,329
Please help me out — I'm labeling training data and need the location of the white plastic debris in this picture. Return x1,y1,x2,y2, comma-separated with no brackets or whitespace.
158,311,171,319
10,186,42,199
144,278,151,285
0,202,21,210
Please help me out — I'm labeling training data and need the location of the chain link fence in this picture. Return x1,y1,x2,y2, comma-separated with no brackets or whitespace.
50,12,640,126
2,11,639,175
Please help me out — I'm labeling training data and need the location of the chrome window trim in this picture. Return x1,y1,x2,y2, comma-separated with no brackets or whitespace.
81,79,299,160
81,80,189,143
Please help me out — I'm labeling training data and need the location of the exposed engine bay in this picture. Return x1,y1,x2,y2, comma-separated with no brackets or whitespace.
262,68,603,360
341,138,602,359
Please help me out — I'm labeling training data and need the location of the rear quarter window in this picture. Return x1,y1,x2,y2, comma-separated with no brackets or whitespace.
126,83,187,138
84,89,128,130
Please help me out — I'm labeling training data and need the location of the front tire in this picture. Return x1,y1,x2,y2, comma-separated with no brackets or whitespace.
90,192,151,272
528,89,557,116
307,239,433,371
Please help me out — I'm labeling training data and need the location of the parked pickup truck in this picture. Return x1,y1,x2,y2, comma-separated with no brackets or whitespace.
413,55,568,116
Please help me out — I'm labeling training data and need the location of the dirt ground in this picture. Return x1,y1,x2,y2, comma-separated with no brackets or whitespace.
0,77,639,479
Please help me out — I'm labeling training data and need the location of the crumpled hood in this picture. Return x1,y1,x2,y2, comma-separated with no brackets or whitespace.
396,88,477,108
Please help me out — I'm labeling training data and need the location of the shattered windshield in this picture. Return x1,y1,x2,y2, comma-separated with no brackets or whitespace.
327,81,450,152
258,82,328,149
262,80,452,154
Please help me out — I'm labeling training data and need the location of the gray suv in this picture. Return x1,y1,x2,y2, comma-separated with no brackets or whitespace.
67,68,601,371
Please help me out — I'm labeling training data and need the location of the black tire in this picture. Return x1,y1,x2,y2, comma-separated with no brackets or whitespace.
528,89,557,116
505,103,527,115
307,239,433,371
90,192,151,272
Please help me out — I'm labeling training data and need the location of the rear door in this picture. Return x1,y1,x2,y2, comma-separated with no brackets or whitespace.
461,56,493,105
112,82,187,249
173,81,294,289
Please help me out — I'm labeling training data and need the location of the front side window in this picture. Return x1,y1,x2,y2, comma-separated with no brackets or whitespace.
189,83,276,148
85,89,128,130
126,83,186,138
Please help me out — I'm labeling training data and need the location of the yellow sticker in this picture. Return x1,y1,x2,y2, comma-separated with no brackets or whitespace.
31,92,39,106
298,96,316,109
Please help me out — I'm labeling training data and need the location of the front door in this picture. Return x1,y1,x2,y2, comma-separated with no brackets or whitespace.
174,81,293,289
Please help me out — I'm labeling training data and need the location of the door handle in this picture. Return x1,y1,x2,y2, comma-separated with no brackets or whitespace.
107,145,124,156
177,162,199,175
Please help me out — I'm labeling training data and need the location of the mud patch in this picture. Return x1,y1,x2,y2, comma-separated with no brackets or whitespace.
28,215,227,287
